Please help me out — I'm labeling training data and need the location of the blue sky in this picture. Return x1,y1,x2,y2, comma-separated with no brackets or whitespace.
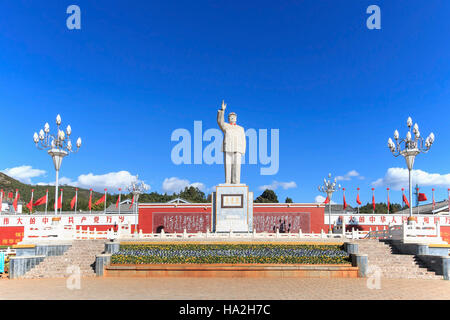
0,1,449,205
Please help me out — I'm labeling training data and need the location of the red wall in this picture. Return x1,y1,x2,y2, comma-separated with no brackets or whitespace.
0,226,24,246
251,205,325,233
253,212,310,233
138,204,325,233
441,226,450,243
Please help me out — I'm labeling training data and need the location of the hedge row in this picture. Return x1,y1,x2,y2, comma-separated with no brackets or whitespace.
111,244,350,265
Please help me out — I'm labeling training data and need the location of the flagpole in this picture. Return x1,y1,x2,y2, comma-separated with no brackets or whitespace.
89,189,92,214
118,188,121,215
60,189,63,215
134,195,138,234
14,189,18,214
387,188,390,214
104,189,107,214
432,188,435,211
372,188,375,214
416,187,420,215
74,188,78,214
30,189,34,214
0,189,3,213
45,189,48,215
342,188,346,212
402,187,405,218
357,188,360,214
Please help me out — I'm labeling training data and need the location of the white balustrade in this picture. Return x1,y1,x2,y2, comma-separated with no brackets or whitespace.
15,219,445,243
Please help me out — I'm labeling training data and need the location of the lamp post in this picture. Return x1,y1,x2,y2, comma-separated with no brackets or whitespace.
318,173,341,233
387,117,434,224
127,175,148,234
34,114,81,215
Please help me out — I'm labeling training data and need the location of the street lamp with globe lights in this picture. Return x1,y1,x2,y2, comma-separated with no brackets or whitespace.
318,173,341,233
33,114,81,215
387,117,434,224
127,175,149,235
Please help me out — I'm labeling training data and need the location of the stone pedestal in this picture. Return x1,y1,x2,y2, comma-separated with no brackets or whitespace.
212,184,253,232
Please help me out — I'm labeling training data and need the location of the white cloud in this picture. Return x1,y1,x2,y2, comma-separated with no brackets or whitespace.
315,195,336,204
258,181,297,191
162,177,206,194
190,182,206,191
336,170,364,181
38,171,148,192
372,167,450,190
2,165,46,184
77,171,147,191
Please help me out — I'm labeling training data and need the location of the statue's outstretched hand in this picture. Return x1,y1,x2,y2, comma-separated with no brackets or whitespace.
221,100,227,111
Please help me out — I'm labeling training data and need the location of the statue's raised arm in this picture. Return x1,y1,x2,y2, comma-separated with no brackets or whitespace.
217,100,226,131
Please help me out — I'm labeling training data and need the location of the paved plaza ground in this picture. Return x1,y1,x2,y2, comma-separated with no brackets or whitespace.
0,277,449,300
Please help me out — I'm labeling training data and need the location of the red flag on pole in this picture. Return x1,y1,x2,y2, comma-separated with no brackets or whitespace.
72,188,78,212
55,189,63,209
418,193,427,202
372,188,376,212
70,195,77,209
95,194,106,206
88,189,93,211
356,188,362,205
387,188,390,213
26,189,34,212
116,188,121,208
129,195,135,209
33,195,47,206
13,190,20,212
343,188,347,210
402,188,410,208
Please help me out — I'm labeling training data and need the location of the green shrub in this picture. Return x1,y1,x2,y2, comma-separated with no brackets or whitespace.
111,243,350,265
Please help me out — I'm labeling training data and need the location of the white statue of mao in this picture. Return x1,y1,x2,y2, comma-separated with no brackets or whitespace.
217,100,246,184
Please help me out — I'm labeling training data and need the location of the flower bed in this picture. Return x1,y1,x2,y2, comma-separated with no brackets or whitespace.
111,243,350,265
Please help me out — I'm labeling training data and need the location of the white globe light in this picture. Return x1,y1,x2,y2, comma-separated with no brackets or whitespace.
413,123,419,133
407,117,413,128
59,130,65,141
406,131,412,141
66,125,72,136
56,114,62,125
67,140,72,151
76,137,82,148
394,130,399,140
387,138,393,148
44,123,50,133
429,132,435,143
39,129,45,140
33,132,39,143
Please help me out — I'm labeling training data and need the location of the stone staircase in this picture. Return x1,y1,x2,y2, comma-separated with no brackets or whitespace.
356,239,442,280
22,240,105,279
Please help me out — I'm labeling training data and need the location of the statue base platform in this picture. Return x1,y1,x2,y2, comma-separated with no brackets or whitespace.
212,184,253,232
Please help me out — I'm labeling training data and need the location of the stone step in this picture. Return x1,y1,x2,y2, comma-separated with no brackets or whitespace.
22,240,105,279
356,239,443,280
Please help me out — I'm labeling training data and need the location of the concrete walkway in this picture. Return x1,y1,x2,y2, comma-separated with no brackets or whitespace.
0,277,449,300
